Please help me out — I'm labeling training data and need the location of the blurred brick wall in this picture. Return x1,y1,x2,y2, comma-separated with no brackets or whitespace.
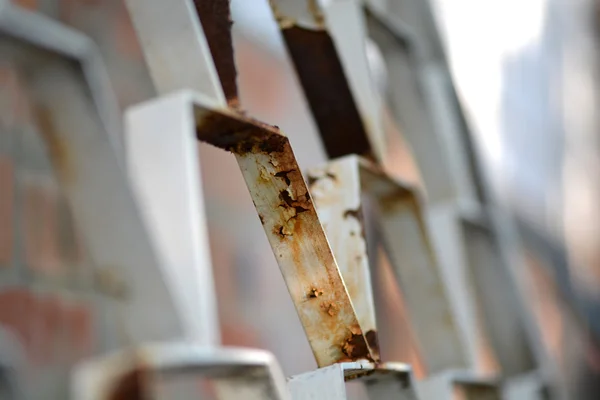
0,61,96,398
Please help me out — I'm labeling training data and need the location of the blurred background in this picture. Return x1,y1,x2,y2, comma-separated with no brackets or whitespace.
0,0,599,398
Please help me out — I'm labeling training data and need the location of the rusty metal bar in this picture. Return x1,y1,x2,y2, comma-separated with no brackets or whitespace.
269,0,387,163
308,155,467,374
191,0,239,107
192,96,377,366
307,155,379,360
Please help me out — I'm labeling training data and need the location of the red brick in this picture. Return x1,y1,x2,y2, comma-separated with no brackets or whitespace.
0,289,36,361
22,178,62,275
29,294,64,365
0,156,14,265
13,0,38,11
63,301,94,362
0,289,94,367
0,65,33,129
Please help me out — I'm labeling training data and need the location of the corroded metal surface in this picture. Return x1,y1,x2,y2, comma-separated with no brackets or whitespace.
280,26,373,160
269,0,385,162
192,0,239,107
307,157,379,360
309,155,467,373
191,100,376,366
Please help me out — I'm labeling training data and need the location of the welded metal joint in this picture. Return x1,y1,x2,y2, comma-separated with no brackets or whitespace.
288,360,418,400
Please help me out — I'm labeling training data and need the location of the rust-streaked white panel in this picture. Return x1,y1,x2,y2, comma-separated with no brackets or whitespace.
308,156,379,359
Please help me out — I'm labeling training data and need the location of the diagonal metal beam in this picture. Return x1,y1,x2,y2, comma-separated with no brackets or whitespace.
127,90,378,367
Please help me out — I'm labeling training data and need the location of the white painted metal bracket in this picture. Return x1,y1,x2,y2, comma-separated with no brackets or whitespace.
71,342,290,399
308,155,467,374
288,360,418,400
364,0,550,387
125,91,220,347
362,3,457,203
127,90,377,367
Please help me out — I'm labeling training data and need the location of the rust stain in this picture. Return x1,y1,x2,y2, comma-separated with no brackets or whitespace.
192,0,239,108
274,170,293,185
378,188,414,211
307,174,318,187
343,208,362,220
343,207,366,239
274,223,294,238
306,0,325,27
308,287,324,298
281,25,374,160
259,167,271,182
108,366,148,400
365,330,380,360
196,110,286,155
341,326,372,361
344,368,377,381
321,302,339,316
34,106,74,184
268,0,296,29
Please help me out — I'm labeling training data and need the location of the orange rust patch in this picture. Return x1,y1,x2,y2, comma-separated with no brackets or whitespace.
308,287,324,298
322,302,339,316
341,327,371,361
